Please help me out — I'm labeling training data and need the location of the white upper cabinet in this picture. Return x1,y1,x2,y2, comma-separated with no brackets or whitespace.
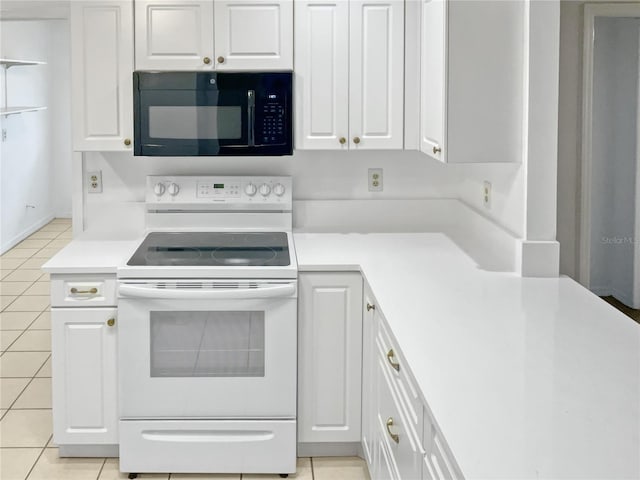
349,0,404,150
294,0,349,150
214,0,293,70
71,1,134,151
420,0,524,163
295,0,404,150
135,0,292,71
134,1,214,70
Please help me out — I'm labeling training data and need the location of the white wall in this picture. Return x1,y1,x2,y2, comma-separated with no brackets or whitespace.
589,16,639,307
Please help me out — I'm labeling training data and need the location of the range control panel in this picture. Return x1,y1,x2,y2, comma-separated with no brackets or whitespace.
146,176,292,209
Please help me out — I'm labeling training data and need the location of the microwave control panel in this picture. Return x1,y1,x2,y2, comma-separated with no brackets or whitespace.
258,94,287,145
146,176,292,209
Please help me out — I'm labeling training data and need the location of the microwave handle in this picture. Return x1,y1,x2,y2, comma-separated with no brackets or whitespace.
118,283,295,300
248,90,255,146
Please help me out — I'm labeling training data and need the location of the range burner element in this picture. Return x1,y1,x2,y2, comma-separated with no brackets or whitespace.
128,232,290,267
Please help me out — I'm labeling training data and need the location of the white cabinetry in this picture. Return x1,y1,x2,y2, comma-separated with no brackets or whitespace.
135,0,293,71
51,306,118,446
134,1,214,70
420,0,524,163
298,272,363,443
71,1,133,151
362,287,377,468
295,0,404,150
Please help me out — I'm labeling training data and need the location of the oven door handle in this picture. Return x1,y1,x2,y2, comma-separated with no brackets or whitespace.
118,283,296,300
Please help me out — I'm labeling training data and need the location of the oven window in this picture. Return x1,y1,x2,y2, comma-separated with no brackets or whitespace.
150,311,265,377
148,106,242,140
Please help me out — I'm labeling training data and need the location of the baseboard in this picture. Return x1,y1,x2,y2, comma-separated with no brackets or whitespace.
517,240,560,277
0,214,55,254
58,444,119,457
297,442,362,457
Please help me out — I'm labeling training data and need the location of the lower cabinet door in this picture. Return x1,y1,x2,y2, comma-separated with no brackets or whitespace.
51,308,118,444
298,272,363,443
362,285,378,467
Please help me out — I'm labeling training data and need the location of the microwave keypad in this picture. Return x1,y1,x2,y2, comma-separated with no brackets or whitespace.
261,105,285,144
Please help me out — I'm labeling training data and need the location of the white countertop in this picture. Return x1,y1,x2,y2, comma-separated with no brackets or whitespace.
42,228,640,479
294,232,640,480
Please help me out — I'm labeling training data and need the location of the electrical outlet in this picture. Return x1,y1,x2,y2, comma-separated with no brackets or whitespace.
368,168,383,192
483,181,492,208
87,171,103,193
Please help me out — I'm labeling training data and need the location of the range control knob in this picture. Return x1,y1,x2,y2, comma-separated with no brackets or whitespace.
273,183,286,197
153,183,166,196
244,183,257,196
167,183,180,196
259,183,272,197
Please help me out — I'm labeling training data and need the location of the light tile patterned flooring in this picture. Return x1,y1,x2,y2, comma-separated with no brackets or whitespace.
0,219,369,480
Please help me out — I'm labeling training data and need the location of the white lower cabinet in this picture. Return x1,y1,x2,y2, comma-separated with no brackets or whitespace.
361,286,377,467
298,272,363,444
51,307,118,445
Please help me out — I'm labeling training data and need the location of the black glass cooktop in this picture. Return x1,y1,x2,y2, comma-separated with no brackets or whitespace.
127,232,290,267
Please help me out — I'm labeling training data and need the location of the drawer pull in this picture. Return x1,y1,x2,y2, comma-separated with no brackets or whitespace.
387,349,400,372
386,417,399,444
70,287,98,295
366,303,375,311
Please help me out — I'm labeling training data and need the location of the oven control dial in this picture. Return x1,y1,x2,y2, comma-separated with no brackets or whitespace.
273,183,285,197
167,183,180,196
244,183,257,196
259,183,271,197
153,183,166,196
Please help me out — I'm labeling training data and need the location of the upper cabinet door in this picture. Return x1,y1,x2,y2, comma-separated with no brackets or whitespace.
71,1,134,151
349,0,404,150
134,0,214,70
420,0,446,161
294,0,350,150
214,0,293,70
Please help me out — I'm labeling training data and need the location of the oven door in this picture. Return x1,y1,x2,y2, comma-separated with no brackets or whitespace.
117,280,297,419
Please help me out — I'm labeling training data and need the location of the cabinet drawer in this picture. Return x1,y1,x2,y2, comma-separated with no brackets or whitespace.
377,354,424,480
51,275,117,307
422,414,462,480
377,318,423,431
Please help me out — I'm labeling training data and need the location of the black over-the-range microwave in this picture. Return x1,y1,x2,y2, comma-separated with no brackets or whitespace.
133,71,293,156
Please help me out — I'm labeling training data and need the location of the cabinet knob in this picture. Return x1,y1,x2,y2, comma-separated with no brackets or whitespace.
124,138,131,146
386,417,400,444
433,145,441,154
203,56,211,65
339,137,346,145
217,56,225,64
70,287,98,295
366,303,375,311
107,318,115,327
387,349,400,372
353,136,361,145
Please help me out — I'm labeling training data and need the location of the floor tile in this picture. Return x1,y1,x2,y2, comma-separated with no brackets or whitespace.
46,240,70,249
0,447,42,480
13,378,52,409
19,257,49,269
0,352,49,377
0,258,26,270
169,473,239,479
0,282,32,296
1,296,17,311
312,457,369,480
39,224,69,232
0,409,52,447
8,330,51,352
23,282,50,296
0,378,30,408
1,270,13,280
27,447,104,479
242,458,312,480
29,311,51,330
3,270,43,282
0,312,39,330
35,357,52,378
38,273,50,282
33,247,62,259
100,458,170,479
0,331,22,351
1,249,38,259
28,231,59,240
4,295,49,312
17,239,51,249
57,231,73,239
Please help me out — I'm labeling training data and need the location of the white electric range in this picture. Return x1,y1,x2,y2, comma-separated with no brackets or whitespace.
116,176,297,478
